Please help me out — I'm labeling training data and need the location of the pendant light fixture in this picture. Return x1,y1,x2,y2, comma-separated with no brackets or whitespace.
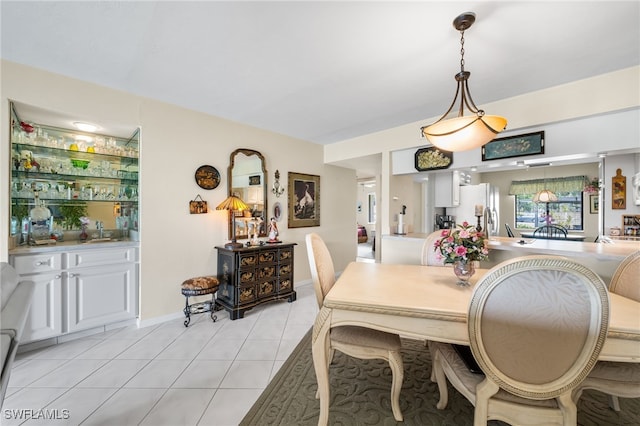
421,12,507,152
532,189,558,204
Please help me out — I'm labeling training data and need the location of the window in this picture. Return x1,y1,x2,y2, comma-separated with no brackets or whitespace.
515,191,584,230
510,175,588,231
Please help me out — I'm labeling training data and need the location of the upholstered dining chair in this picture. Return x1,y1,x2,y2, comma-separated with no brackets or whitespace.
573,250,640,412
305,233,405,421
430,255,610,426
504,224,515,238
421,230,447,266
533,224,568,239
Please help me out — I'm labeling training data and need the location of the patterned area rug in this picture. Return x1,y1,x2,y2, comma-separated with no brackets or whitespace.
241,329,640,425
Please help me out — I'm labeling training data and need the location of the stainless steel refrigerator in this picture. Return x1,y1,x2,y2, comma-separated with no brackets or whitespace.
446,183,500,236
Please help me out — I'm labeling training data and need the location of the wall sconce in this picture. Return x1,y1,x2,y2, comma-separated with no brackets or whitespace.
272,169,285,197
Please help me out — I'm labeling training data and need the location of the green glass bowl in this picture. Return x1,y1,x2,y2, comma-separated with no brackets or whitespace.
70,159,90,169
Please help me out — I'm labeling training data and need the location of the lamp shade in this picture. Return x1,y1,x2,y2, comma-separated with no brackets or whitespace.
216,195,249,249
533,189,558,203
423,114,507,152
216,195,249,212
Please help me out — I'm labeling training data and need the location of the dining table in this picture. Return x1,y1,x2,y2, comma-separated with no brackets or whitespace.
311,262,640,426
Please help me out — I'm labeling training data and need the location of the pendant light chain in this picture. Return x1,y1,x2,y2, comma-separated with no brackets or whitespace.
420,12,507,151
459,30,466,72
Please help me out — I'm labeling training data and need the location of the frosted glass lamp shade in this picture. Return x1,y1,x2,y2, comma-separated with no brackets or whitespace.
533,190,558,203
423,115,507,152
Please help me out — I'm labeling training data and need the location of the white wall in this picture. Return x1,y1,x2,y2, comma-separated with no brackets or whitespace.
1,60,357,322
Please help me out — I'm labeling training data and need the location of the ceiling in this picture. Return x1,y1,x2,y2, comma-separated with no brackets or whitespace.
2,1,639,150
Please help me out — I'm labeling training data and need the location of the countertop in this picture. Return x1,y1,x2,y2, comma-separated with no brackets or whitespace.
382,232,434,240
487,236,639,261
9,238,140,255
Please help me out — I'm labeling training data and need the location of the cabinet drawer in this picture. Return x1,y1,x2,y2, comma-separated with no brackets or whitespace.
278,277,293,293
279,249,293,262
258,250,277,264
239,269,256,284
258,279,276,297
66,247,137,268
239,253,258,267
279,264,292,276
238,284,257,304
258,266,276,280
12,253,63,275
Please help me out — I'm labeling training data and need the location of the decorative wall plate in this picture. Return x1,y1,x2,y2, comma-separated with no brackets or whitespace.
195,165,220,190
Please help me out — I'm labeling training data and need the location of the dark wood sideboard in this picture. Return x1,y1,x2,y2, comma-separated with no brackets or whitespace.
215,243,297,320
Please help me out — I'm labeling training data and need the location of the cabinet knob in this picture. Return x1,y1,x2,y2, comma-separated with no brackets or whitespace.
69,273,76,278
55,274,62,279
35,260,50,266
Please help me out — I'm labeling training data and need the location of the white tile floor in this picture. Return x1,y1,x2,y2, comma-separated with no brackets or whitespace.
3,283,318,426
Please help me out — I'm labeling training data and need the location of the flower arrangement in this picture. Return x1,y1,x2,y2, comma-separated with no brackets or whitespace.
583,177,600,194
78,216,91,241
434,222,489,264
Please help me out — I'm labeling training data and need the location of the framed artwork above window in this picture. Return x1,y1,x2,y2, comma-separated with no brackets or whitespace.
482,131,544,161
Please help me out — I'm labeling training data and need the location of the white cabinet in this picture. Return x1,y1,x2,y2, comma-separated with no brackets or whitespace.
22,272,63,342
434,171,460,207
66,261,137,332
9,244,139,343
11,253,64,342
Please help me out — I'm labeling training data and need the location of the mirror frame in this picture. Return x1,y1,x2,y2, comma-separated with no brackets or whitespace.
227,148,268,240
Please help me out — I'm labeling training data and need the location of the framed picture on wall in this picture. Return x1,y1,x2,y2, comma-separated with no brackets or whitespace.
612,168,626,209
482,131,545,161
590,194,599,214
288,172,320,228
414,147,453,171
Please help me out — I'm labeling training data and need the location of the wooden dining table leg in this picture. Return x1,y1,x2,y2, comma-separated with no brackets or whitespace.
312,306,332,426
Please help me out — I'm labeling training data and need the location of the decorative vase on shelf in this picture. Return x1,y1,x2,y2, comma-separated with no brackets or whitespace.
453,259,475,287
79,226,88,242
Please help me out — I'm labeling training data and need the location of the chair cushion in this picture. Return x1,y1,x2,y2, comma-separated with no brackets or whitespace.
431,341,558,408
587,361,640,383
181,276,219,296
331,325,401,351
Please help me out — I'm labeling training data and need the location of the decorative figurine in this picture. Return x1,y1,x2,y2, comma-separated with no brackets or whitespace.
250,217,263,246
268,217,279,242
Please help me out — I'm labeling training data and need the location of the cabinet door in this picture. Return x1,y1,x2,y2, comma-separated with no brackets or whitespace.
434,171,460,207
66,263,138,332
22,272,63,343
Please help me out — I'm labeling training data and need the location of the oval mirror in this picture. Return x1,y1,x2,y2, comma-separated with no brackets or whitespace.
228,149,268,240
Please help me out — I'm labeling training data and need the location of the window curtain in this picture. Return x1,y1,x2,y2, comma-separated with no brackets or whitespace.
509,175,589,195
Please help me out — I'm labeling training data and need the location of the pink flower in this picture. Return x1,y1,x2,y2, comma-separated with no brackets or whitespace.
455,246,467,257
459,229,470,239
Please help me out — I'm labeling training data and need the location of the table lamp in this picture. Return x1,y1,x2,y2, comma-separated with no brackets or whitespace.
216,194,249,248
